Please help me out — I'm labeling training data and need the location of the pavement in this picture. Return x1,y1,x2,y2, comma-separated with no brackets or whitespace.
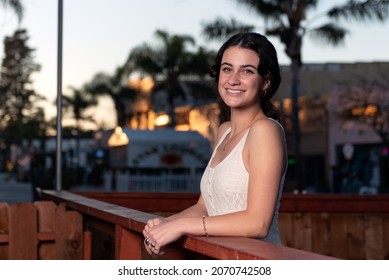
0,174,33,204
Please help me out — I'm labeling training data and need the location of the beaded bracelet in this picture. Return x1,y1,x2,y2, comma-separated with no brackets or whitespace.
202,215,209,237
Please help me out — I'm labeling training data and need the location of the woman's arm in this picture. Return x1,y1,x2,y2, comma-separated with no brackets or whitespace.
167,195,207,220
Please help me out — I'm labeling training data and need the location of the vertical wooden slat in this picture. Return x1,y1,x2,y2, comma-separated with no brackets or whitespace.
35,201,56,259
347,213,365,259
278,213,294,247
330,213,348,259
365,214,384,259
311,212,331,256
0,202,10,259
293,212,312,252
115,225,142,260
383,213,389,260
55,203,84,259
9,203,37,259
83,231,92,260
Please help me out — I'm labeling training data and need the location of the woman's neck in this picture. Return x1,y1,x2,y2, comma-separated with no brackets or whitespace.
229,107,265,135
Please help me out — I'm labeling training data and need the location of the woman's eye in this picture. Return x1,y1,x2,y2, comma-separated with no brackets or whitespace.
221,67,231,73
242,69,254,74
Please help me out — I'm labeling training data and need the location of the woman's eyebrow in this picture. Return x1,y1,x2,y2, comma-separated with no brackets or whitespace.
221,62,257,69
241,64,257,69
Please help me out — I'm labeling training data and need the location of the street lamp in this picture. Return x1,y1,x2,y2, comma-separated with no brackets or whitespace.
108,126,129,147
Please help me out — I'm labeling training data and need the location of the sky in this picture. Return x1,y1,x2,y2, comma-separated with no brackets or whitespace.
1,0,389,129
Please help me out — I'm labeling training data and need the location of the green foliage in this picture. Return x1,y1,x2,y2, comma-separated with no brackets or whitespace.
0,29,44,148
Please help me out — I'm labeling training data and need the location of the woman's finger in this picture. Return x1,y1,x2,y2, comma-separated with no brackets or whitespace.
144,238,153,255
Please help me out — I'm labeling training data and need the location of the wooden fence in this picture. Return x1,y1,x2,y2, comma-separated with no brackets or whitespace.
0,201,90,260
40,190,333,260
2,191,388,260
70,191,389,260
279,194,389,260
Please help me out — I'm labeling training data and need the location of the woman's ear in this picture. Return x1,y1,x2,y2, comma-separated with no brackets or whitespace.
263,79,271,92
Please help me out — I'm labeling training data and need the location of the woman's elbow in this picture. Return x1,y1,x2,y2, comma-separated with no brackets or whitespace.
244,223,270,239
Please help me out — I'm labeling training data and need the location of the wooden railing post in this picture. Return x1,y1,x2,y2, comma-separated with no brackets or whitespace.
115,225,142,260
9,203,37,259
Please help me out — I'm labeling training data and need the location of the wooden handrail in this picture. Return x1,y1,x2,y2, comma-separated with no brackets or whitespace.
41,190,334,260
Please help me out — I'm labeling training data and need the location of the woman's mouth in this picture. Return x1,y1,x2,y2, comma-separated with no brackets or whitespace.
226,89,244,94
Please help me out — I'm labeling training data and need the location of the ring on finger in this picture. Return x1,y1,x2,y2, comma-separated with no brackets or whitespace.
144,238,150,246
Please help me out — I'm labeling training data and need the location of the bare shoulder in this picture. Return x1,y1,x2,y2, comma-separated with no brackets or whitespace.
249,118,285,138
246,118,287,172
247,118,286,153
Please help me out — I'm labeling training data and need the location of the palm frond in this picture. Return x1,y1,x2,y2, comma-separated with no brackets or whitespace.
235,0,284,17
328,0,389,22
201,17,254,41
308,23,348,45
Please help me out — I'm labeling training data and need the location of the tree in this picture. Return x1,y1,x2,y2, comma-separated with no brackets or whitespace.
0,29,43,148
84,66,139,128
202,0,389,188
62,86,97,160
63,86,97,131
126,29,214,128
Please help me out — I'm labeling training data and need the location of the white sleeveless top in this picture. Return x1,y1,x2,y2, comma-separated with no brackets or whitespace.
200,121,286,244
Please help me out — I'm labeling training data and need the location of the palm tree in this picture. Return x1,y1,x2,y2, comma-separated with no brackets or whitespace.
84,66,139,128
202,0,389,189
62,86,97,169
63,86,97,131
126,29,214,128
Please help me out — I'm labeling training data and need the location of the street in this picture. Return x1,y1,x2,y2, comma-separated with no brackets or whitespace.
0,173,33,204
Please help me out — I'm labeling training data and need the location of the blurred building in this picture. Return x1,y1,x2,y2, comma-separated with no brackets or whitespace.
275,62,389,193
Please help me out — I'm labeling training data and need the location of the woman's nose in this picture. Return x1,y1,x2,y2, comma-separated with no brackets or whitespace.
228,71,240,84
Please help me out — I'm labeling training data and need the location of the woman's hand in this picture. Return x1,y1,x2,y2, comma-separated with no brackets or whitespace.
143,218,164,255
142,218,185,255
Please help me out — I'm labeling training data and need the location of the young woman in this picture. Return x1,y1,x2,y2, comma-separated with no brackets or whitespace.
143,32,287,255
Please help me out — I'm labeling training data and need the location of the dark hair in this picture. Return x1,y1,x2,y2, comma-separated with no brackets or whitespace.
209,32,281,121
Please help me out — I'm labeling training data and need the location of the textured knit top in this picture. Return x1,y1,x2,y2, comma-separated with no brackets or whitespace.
200,120,286,244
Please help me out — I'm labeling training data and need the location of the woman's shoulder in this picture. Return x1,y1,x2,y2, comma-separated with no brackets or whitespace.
249,118,285,138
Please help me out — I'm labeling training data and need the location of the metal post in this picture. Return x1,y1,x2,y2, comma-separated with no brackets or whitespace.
56,0,63,191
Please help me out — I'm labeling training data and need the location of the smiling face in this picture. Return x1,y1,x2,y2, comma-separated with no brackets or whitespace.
218,46,269,109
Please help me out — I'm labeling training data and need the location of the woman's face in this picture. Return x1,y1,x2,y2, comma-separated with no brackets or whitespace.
218,46,268,109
